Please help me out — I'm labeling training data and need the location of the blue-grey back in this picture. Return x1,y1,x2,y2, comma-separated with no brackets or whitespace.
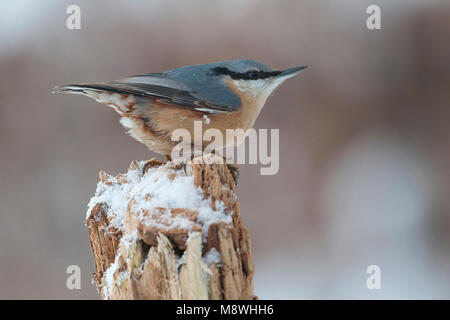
163,59,273,110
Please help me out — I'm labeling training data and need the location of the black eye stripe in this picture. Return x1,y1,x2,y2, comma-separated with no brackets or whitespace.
212,67,281,80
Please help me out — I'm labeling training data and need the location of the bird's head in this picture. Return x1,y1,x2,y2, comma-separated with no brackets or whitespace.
209,59,307,101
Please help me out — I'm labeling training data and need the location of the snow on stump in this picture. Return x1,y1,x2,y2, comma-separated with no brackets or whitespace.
86,155,255,300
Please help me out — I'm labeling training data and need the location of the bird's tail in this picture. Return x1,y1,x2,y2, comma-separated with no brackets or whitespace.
52,83,138,114
51,83,132,96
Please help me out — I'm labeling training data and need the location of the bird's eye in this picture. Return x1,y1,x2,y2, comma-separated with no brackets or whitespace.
246,70,259,80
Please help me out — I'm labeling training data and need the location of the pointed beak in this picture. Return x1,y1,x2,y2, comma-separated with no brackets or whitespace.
276,66,308,79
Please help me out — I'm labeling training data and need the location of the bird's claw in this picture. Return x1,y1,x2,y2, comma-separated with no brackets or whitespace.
142,158,165,175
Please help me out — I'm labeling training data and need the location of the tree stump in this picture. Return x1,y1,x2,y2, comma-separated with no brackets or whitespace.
85,155,255,300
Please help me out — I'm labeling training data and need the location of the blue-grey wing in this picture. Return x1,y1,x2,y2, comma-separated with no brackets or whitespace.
115,73,239,113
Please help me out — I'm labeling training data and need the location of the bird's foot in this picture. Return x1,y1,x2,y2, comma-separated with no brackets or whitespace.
173,161,188,175
142,158,166,175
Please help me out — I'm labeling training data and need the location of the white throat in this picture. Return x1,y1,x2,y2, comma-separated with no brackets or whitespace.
232,77,287,101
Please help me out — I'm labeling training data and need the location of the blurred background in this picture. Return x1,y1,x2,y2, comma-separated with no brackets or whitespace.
1,0,449,299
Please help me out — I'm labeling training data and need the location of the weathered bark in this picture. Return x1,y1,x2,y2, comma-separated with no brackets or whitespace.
86,155,255,300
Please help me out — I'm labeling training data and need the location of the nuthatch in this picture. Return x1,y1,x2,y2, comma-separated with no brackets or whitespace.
53,59,306,160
